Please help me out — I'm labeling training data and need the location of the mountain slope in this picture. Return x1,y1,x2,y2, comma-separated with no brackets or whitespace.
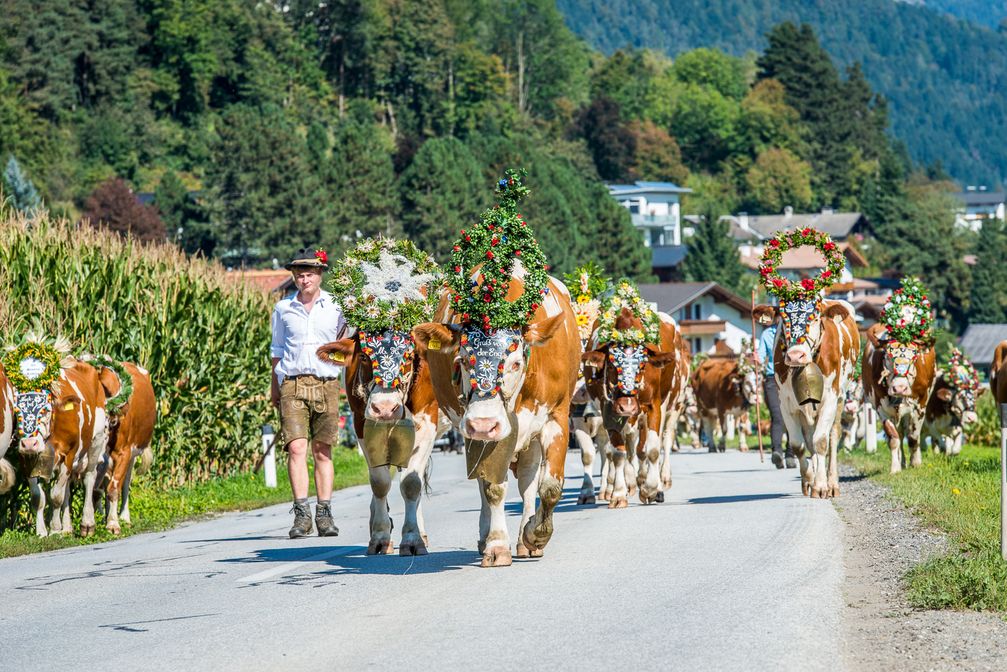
556,0,1007,183
923,0,1007,28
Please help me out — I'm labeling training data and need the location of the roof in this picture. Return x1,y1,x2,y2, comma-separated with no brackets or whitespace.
638,282,751,316
959,324,1007,366
608,181,692,196
739,242,868,270
651,245,688,268
726,212,866,240
225,269,293,295
953,191,1005,207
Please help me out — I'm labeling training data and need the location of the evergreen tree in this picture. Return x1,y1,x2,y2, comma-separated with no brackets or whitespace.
3,155,41,215
968,219,1007,324
681,204,746,294
327,118,399,245
155,170,213,255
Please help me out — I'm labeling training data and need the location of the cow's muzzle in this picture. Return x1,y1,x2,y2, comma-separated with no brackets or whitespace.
366,390,405,422
613,396,639,417
962,410,978,426
784,347,812,367
888,377,912,397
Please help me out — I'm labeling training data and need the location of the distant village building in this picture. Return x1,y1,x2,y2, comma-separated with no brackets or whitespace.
953,187,1005,231
638,282,752,355
722,207,870,243
225,269,293,298
958,324,1007,377
608,181,691,280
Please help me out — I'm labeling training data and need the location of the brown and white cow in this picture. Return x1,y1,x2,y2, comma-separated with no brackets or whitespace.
0,366,16,494
992,342,1007,466
924,370,981,456
18,360,108,536
571,356,605,506
753,299,860,497
582,309,679,506
317,329,445,556
675,383,702,451
656,313,690,492
94,361,156,535
691,356,758,453
412,273,579,567
863,324,936,473
838,378,865,452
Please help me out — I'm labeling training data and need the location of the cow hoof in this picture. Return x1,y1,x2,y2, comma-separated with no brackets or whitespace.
608,497,628,509
655,491,665,503
577,493,597,505
829,484,841,498
599,490,611,501
739,446,749,453
80,525,95,538
399,541,428,557
367,538,394,555
422,534,429,546
801,482,811,497
812,486,829,499
661,479,673,490
481,546,513,568
107,523,121,536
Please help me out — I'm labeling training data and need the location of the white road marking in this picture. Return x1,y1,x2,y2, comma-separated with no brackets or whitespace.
236,545,367,583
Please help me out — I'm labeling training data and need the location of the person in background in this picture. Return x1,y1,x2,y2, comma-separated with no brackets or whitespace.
758,316,796,469
270,246,347,538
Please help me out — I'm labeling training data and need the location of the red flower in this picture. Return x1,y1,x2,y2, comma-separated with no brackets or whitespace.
801,228,812,236
531,303,539,310
801,278,816,291
462,313,469,320
484,295,492,303
464,236,471,242
760,265,773,276
315,248,328,264
823,241,836,252
486,250,494,259
453,245,461,252
454,265,461,273
772,278,784,288
769,239,780,248
822,270,832,279
491,237,499,246
515,250,521,256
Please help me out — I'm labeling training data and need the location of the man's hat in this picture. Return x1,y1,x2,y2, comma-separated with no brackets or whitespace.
285,246,329,271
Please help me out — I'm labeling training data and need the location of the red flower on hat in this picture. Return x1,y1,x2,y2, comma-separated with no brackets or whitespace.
315,248,328,264
823,241,836,252
769,239,780,248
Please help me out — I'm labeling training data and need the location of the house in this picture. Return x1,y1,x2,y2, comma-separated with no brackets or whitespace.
225,269,293,298
958,324,1007,377
722,207,870,243
953,187,1005,231
638,282,752,355
608,181,691,279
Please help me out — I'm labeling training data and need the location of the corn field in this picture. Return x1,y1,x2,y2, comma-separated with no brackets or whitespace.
0,210,273,530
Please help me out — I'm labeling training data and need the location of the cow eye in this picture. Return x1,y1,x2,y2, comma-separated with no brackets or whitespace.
508,361,521,373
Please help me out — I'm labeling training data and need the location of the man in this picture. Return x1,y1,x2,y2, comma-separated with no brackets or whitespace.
271,246,346,538
758,317,796,469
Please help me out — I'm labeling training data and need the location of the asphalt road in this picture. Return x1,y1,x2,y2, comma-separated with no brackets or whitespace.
1,448,844,671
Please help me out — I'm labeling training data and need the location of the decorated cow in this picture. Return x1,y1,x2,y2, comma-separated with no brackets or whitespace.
4,337,109,536
317,237,446,556
581,281,679,506
755,227,860,498
412,170,580,567
91,357,156,535
925,348,982,456
863,278,937,473
838,377,865,452
691,353,758,453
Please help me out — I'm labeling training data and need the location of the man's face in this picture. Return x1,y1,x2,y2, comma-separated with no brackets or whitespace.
292,267,323,293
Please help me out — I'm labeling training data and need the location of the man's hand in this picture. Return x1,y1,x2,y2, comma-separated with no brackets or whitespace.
271,387,281,408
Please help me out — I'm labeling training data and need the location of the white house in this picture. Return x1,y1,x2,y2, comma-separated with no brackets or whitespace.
608,182,692,280
953,187,1005,231
638,282,752,355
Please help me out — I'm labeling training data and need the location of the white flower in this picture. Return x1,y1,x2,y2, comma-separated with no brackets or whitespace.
344,257,359,268
358,239,376,253
365,304,381,318
359,250,436,305
342,296,357,310
899,306,917,322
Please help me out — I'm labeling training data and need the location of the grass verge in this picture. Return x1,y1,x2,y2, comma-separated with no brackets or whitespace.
0,447,368,559
844,444,1007,611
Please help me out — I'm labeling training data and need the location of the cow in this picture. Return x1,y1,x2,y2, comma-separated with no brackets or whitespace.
0,366,15,494
93,361,156,535
691,356,758,453
656,313,690,492
753,299,860,498
317,329,445,556
18,360,109,536
571,366,604,506
581,309,679,507
924,370,981,456
838,378,865,452
862,323,936,474
412,273,579,568
675,383,702,451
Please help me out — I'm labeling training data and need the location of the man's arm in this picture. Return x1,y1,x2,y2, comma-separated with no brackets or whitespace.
271,357,281,408
270,307,285,408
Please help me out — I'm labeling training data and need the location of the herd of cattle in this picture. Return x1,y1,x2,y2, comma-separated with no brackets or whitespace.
318,271,991,568
0,357,155,537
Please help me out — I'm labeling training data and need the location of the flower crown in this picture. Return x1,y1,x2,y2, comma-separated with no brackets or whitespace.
880,277,933,346
596,280,661,347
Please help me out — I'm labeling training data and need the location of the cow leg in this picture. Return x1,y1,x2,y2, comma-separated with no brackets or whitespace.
367,465,394,555
48,465,71,535
701,415,716,453
522,418,567,553
951,428,964,456
883,418,902,474
478,477,511,568
399,413,435,556
827,415,841,497
477,478,490,554
119,455,137,526
781,412,811,495
809,398,840,499
574,417,597,505
29,477,47,537
105,446,134,535
598,437,612,501
717,413,728,452
661,408,680,489
639,417,663,504
515,445,543,558
907,418,924,468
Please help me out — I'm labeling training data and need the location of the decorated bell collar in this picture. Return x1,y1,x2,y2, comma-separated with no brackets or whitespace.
609,345,647,396
885,342,918,377
358,330,415,390
780,299,818,346
459,328,523,398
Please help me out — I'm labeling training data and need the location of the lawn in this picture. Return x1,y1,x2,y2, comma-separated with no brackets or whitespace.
844,443,1007,611
0,447,368,559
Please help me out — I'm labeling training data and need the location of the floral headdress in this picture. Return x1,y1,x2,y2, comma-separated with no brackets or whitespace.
759,228,845,302
563,262,609,341
596,279,661,347
880,277,934,346
327,237,441,334
2,333,72,394
446,169,549,330
946,347,979,392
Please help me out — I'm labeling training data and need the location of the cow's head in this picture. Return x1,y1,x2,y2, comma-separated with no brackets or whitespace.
844,379,864,414
582,343,677,417
935,375,982,426
413,314,565,441
754,301,851,367
318,330,418,422
877,340,921,398
733,366,759,407
682,384,698,417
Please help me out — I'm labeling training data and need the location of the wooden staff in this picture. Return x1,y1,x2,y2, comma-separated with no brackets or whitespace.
751,288,765,463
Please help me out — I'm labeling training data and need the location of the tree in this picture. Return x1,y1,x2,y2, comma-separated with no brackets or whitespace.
672,48,748,100
327,118,399,245
739,79,805,156
744,148,813,213
155,170,212,255
3,155,41,215
399,136,488,261
83,178,166,242
968,219,1007,324
574,96,635,181
681,204,747,295
669,83,741,170
627,120,689,184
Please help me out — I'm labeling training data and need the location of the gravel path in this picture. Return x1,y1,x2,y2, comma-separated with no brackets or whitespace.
836,465,1007,671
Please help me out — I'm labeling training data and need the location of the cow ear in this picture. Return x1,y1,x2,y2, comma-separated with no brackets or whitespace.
412,323,460,356
646,348,677,369
822,303,851,321
523,313,565,347
936,388,953,401
866,324,887,348
316,338,356,367
581,350,606,369
753,305,777,326
97,365,121,399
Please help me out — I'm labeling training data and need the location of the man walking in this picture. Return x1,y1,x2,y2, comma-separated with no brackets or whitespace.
758,317,796,469
271,246,346,538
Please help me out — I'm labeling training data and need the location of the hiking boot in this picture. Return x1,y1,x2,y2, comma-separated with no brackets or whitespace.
771,451,784,469
785,456,798,469
288,502,314,539
315,502,340,537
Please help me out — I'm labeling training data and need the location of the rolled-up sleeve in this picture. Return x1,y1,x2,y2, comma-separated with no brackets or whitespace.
270,306,285,359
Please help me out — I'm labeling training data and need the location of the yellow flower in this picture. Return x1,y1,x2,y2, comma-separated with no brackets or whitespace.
577,294,590,304
612,329,621,340
576,313,590,326
951,487,961,496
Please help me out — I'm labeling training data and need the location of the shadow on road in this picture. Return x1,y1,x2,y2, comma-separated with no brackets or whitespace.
220,546,478,577
687,493,792,504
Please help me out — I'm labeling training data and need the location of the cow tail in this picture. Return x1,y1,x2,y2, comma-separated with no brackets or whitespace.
135,446,154,476
423,454,433,496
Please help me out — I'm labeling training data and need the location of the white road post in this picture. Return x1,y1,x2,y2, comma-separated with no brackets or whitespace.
864,402,877,454
262,424,277,489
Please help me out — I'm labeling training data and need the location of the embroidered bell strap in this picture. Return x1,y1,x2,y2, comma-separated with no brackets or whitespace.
460,328,523,399
359,330,415,390
780,299,818,346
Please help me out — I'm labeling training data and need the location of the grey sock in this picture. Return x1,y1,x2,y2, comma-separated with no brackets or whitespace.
294,497,309,507
316,499,331,510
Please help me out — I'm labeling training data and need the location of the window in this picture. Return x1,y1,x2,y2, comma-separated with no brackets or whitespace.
692,303,702,320
692,338,703,353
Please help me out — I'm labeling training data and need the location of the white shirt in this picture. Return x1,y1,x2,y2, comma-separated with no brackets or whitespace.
271,290,347,384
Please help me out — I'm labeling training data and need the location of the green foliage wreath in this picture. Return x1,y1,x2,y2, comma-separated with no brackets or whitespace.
947,347,979,392
2,341,63,393
446,169,549,330
91,355,135,416
596,279,661,346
